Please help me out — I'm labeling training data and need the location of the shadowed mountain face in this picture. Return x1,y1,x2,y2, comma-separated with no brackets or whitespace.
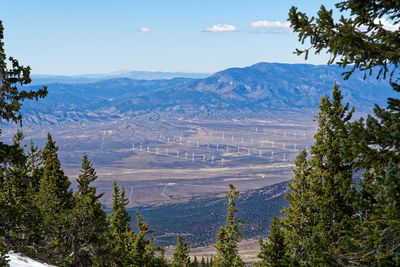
20,62,396,125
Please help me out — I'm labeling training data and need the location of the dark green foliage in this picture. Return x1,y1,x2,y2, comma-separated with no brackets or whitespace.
0,20,47,125
200,257,206,267
0,238,9,266
172,235,191,267
34,133,73,263
255,216,288,267
192,255,198,267
285,1,400,265
108,182,167,266
213,184,244,267
64,154,109,266
257,86,356,266
288,1,400,82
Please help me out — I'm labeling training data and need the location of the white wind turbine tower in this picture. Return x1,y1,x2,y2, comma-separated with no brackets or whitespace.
132,142,135,150
271,152,274,159
165,148,168,155
139,144,142,151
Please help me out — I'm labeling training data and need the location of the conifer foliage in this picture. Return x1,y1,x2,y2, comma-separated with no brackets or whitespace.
214,184,245,267
172,235,191,267
255,216,288,267
257,1,400,266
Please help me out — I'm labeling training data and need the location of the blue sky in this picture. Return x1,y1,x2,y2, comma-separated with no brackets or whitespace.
0,0,339,75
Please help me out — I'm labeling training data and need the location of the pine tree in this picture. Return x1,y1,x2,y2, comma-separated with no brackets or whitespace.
0,20,47,126
213,184,244,267
289,1,400,265
108,181,131,266
255,216,289,267
34,133,73,263
64,153,109,266
172,235,190,267
281,85,355,266
108,182,167,266
200,257,206,267
192,255,198,267
129,211,167,266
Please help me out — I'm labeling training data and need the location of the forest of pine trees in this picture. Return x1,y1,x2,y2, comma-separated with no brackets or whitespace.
1,0,400,266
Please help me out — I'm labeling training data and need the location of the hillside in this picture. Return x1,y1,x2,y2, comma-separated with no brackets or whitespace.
19,63,395,126
123,181,288,247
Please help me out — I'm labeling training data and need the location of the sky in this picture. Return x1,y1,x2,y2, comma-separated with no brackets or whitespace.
0,0,340,75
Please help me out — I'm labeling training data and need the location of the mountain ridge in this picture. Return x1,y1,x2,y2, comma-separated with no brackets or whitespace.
17,62,397,125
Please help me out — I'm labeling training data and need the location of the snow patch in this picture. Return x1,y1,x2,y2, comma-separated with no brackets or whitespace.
7,252,51,267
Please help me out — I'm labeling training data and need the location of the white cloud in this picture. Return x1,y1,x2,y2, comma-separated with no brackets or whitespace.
138,27,151,32
374,18,399,31
251,20,290,29
204,24,239,32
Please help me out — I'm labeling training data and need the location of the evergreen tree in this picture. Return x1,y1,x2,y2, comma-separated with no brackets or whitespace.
256,216,288,267
281,86,355,266
108,182,167,266
213,184,244,267
0,20,47,126
108,181,131,266
35,133,73,263
172,235,190,267
289,1,400,265
192,255,198,267
65,154,109,266
0,19,46,258
200,257,206,267
129,211,166,266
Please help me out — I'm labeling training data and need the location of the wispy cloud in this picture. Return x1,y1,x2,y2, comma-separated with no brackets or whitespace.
250,20,290,29
204,24,239,32
138,27,151,32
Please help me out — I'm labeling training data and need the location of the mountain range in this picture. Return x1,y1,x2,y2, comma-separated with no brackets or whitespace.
30,70,211,85
20,62,397,125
